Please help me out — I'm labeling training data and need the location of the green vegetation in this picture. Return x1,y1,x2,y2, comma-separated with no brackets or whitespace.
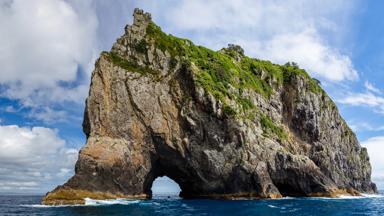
95,21,330,140
223,105,237,117
237,97,254,111
146,21,323,94
104,52,158,76
281,62,323,94
146,21,283,100
107,21,325,126
146,22,191,57
134,39,148,54
143,21,326,122
260,114,287,140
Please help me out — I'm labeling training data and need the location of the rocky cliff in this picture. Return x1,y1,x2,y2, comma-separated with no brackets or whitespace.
43,9,376,205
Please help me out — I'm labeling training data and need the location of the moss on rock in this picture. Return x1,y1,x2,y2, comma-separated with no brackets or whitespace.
103,52,158,76
260,114,287,140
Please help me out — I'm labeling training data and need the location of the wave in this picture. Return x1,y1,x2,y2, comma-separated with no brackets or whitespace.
274,196,295,200
360,193,384,198
330,193,384,200
84,198,141,206
22,204,82,208
22,193,384,208
307,193,384,200
22,198,142,208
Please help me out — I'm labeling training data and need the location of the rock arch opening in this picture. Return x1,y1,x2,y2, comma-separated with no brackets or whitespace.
150,176,181,198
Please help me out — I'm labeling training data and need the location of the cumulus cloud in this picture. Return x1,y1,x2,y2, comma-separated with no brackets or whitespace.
0,0,360,124
247,29,358,81
137,0,359,82
0,0,97,122
0,125,78,193
361,137,384,188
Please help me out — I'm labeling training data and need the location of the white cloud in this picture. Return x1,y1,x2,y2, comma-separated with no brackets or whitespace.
0,125,78,193
338,92,384,114
247,29,358,81
137,0,359,82
361,137,384,188
0,0,98,122
365,81,382,94
349,122,384,132
27,107,71,124
0,0,360,124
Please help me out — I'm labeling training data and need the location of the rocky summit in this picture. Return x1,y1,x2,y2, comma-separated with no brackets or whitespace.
43,9,376,205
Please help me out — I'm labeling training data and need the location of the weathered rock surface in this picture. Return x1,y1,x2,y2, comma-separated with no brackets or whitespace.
43,9,376,205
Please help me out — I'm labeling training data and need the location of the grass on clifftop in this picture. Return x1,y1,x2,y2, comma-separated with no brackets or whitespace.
113,21,323,118
282,62,323,94
105,21,310,140
146,21,323,105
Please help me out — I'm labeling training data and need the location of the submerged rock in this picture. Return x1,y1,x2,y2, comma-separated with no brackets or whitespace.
42,8,376,205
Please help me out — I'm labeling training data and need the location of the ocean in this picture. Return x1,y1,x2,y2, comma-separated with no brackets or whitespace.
1,193,383,216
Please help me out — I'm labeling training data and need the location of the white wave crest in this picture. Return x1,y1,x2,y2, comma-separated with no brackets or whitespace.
332,193,383,199
307,193,384,200
360,193,384,198
84,198,141,206
22,198,141,208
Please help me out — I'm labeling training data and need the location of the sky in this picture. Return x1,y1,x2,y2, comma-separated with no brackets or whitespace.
0,0,383,194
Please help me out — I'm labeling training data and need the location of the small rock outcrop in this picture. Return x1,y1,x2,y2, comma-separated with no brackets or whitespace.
43,9,376,205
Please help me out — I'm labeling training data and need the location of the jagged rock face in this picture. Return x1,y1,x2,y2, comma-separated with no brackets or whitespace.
43,9,376,205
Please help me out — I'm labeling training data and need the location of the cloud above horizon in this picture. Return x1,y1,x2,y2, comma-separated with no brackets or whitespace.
0,125,78,193
0,0,98,122
362,136,384,188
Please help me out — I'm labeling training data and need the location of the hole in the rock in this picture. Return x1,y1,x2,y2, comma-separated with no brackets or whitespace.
151,176,181,199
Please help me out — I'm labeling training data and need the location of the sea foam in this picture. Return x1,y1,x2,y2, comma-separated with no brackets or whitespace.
306,193,384,200
22,198,141,208
84,198,141,206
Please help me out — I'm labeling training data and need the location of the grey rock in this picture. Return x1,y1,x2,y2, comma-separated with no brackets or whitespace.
43,8,376,205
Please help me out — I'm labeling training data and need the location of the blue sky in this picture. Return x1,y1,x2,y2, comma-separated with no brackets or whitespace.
0,0,383,194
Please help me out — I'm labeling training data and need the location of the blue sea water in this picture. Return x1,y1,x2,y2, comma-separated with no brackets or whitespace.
1,193,383,216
